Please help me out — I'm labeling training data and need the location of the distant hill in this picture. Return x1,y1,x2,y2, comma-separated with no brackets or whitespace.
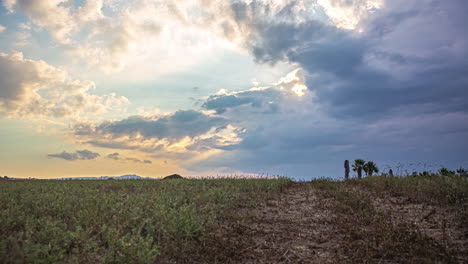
163,174,184,180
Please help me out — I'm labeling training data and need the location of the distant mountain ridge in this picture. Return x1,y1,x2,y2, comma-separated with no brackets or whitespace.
4,174,187,180
52,174,155,180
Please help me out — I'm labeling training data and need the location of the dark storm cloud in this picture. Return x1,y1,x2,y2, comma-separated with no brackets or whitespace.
48,150,100,161
185,0,468,178
226,0,468,120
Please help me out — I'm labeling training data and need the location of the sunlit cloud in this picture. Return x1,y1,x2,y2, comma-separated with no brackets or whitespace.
292,84,307,96
317,0,383,30
0,51,129,121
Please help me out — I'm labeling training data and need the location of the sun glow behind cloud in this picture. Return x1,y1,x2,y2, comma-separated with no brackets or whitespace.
292,84,307,97
317,0,383,30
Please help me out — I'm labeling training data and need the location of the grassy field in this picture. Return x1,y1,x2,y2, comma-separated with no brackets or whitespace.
0,178,291,263
1,174,467,263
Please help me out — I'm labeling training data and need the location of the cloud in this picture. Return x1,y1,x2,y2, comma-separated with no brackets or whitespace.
72,68,310,162
202,68,308,114
0,25,5,33
0,51,129,120
202,88,279,114
3,0,15,12
125,157,152,164
67,67,315,170
48,149,100,161
72,110,240,161
3,0,156,70
96,110,227,140
189,8,468,175
4,0,230,73
222,0,468,121
106,152,152,164
4,0,101,43
317,0,383,30
107,152,120,160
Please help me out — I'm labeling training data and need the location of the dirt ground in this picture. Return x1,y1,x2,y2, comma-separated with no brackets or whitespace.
202,182,467,264
201,182,338,263
371,193,468,263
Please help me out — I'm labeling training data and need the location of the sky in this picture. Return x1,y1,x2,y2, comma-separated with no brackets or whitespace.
0,0,467,180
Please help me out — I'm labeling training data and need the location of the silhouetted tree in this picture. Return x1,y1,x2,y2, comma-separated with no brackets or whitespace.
419,171,430,177
456,168,467,177
352,159,365,179
363,161,379,176
439,168,455,176
344,160,350,180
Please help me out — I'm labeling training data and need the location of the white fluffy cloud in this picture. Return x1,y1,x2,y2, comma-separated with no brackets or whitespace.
3,0,367,74
5,0,75,43
0,25,6,33
0,51,129,120
3,0,234,73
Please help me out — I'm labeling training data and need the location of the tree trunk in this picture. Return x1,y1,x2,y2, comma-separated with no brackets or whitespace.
358,168,362,179
344,160,350,180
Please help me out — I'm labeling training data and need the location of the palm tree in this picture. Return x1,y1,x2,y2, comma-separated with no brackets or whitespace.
352,159,365,179
363,161,379,176
456,167,466,176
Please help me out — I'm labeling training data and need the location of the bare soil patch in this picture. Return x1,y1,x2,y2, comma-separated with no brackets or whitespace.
199,182,342,263
198,180,467,263
367,189,468,263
